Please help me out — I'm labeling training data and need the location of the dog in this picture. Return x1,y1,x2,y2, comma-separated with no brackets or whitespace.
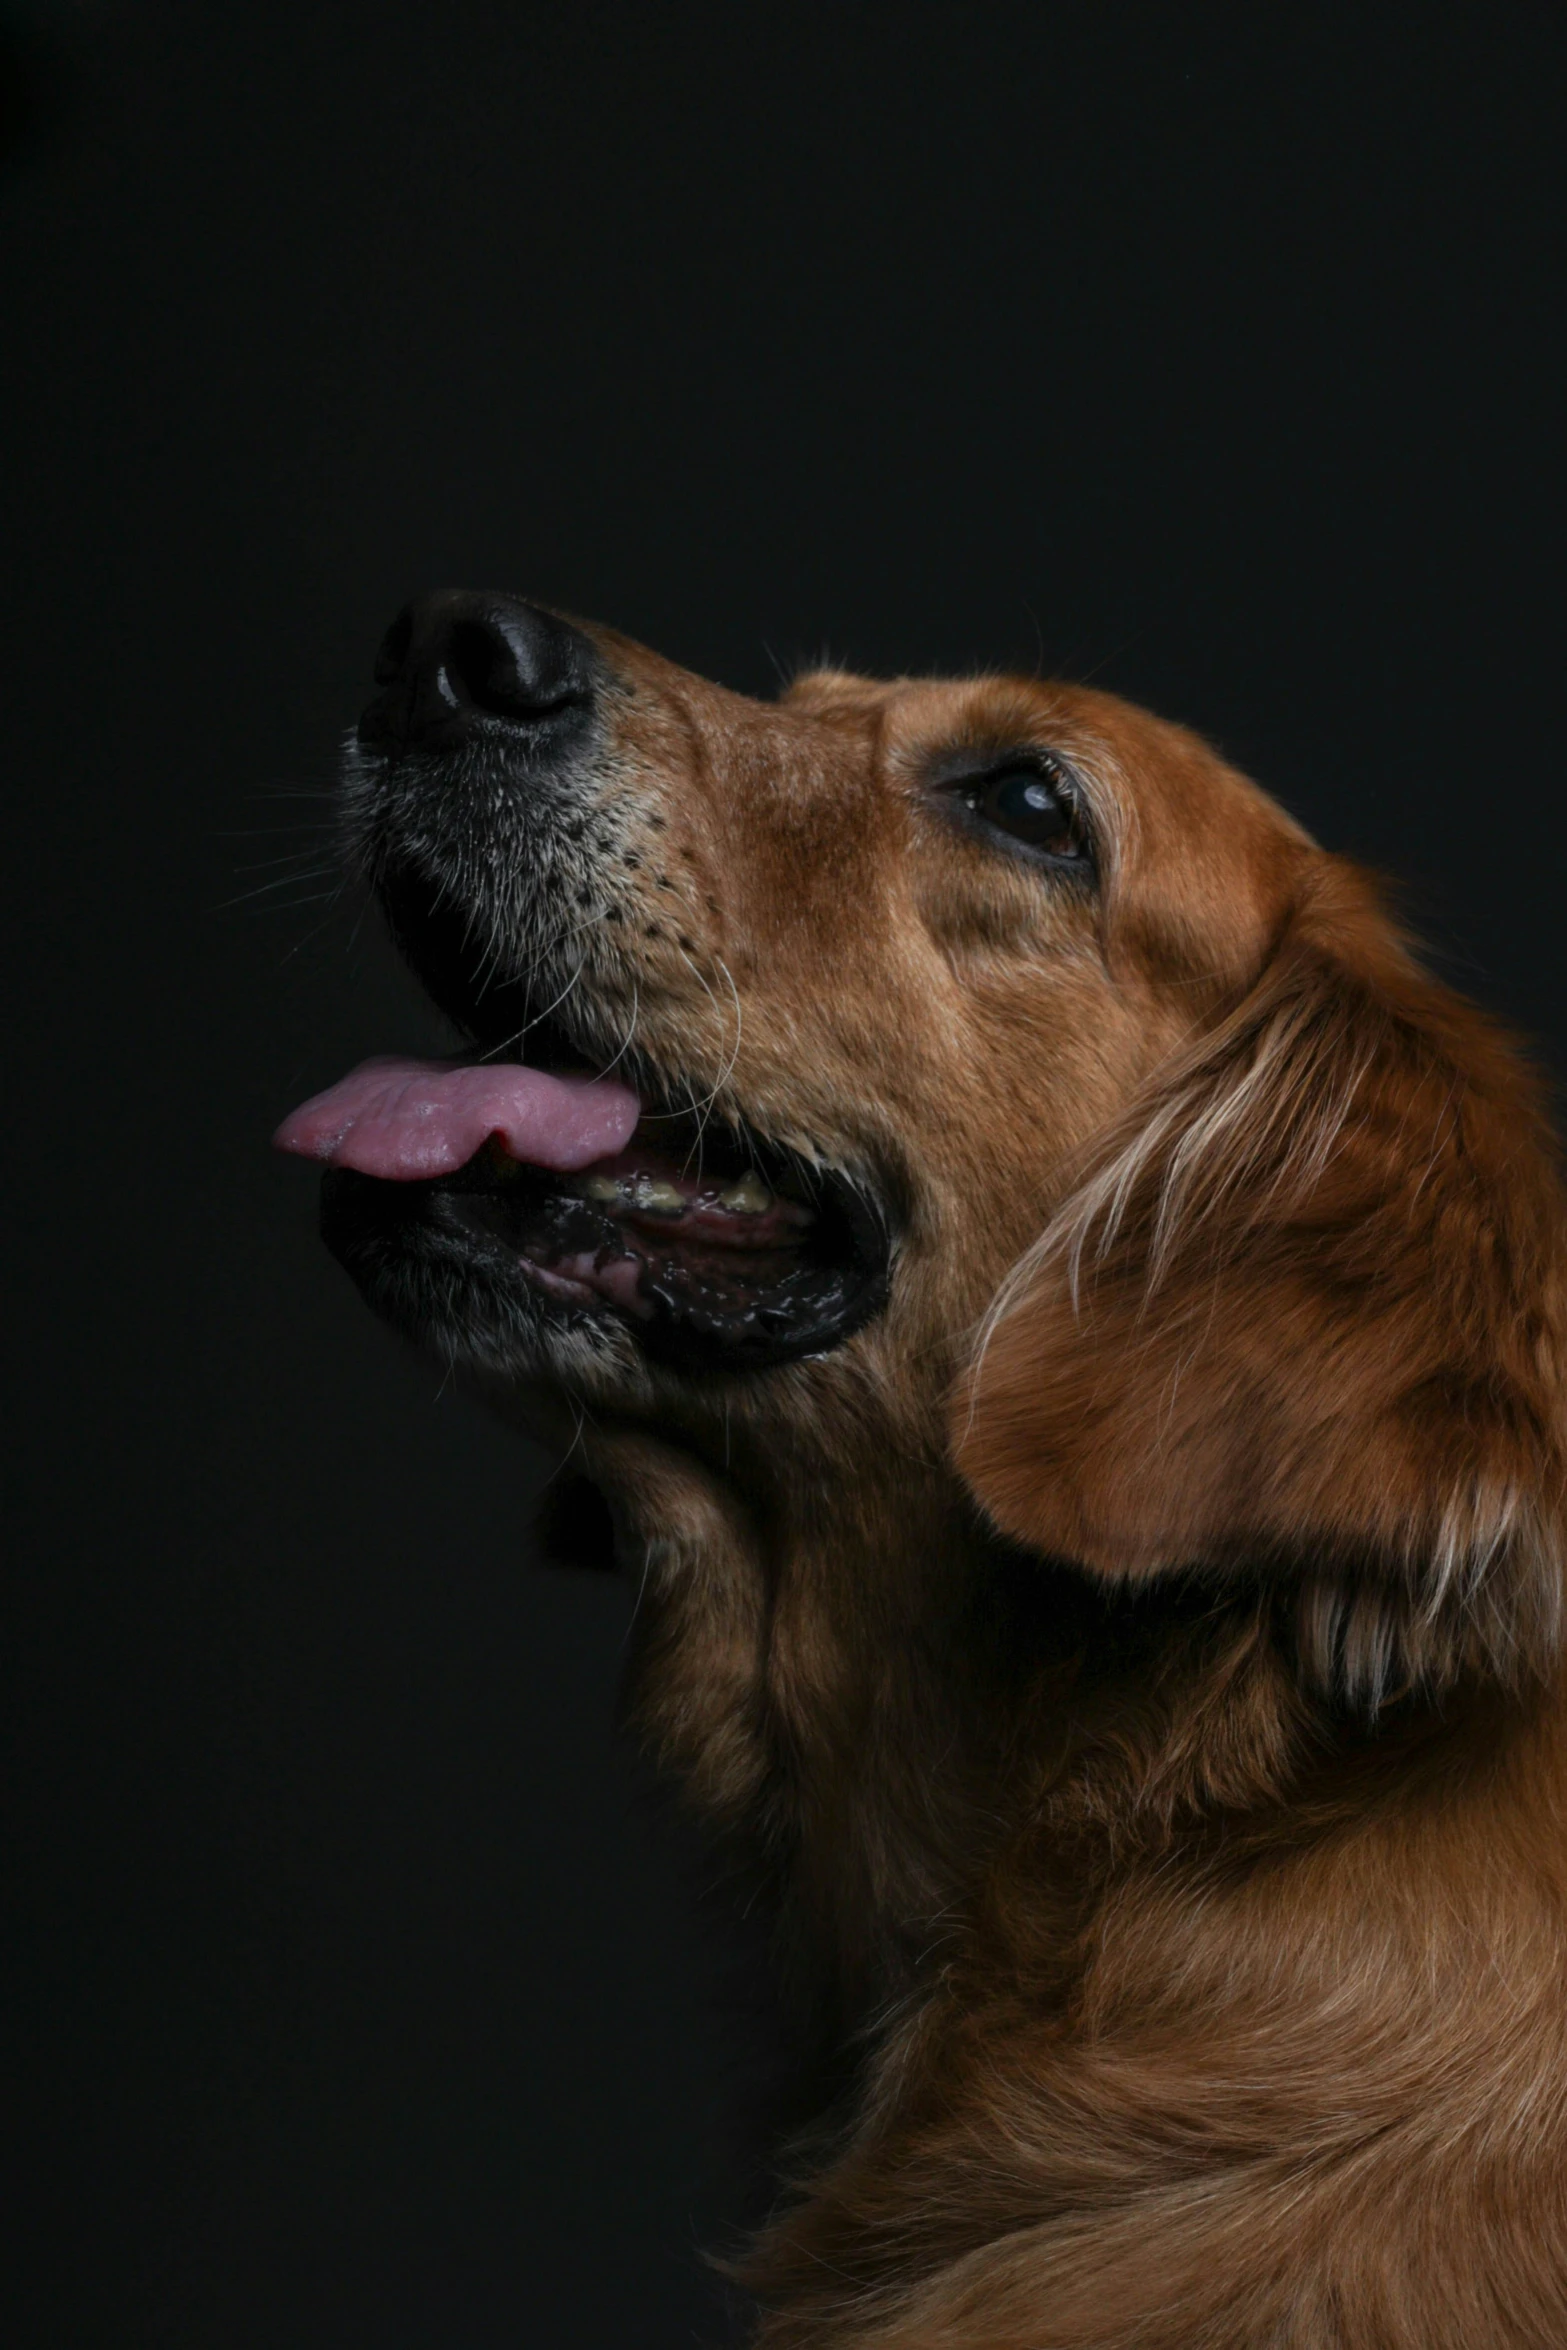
277,593,1567,2346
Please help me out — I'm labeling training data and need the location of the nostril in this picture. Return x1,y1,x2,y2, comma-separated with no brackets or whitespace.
443,617,533,719
373,605,414,686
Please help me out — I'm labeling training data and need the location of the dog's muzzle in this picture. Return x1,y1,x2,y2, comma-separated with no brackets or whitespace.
277,591,895,1380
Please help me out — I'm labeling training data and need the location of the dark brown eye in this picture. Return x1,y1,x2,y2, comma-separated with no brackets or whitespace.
953,763,1086,858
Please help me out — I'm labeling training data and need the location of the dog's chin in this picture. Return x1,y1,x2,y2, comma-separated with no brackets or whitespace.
318,1116,893,1390
319,1164,648,1391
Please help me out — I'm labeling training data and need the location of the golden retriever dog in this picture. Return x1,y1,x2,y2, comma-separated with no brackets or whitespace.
278,594,1567,2346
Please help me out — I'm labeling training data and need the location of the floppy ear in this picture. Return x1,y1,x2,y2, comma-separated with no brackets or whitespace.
954,861,1567,1705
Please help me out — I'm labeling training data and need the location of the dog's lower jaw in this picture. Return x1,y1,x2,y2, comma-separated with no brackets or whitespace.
319,1166,661,1400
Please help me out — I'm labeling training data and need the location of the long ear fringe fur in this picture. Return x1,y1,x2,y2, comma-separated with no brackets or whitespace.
959,864,1567,1712
1295,1488,1563,1711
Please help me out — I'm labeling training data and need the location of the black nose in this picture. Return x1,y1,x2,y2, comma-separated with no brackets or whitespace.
358,590,596,751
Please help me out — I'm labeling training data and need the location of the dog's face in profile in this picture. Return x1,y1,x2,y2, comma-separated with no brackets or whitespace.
307,596,1317,1450
283,593,1567,1719
285,596,1567,1710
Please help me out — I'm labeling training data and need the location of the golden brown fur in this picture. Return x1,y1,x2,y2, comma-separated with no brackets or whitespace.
401,631,1567,2343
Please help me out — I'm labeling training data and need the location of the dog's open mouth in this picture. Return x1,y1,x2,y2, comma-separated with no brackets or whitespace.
275,884,891,1373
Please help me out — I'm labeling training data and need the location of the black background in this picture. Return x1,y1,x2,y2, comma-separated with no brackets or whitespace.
5,4,1564,2344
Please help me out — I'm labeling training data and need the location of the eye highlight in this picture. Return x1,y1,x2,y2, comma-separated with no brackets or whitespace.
944,758,1090,863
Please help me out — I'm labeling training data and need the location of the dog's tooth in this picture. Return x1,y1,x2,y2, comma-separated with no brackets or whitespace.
633,1175,686,1213
719,1172,773,1214
581,1175,626,1204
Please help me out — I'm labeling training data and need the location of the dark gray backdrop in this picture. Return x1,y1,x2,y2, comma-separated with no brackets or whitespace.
6,4,1564,2345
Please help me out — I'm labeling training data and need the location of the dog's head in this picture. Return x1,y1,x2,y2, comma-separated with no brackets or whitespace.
282,592,1567,1707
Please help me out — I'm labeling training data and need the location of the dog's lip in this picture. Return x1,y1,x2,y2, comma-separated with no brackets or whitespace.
320,1118,894,1373
440,1131,831,1327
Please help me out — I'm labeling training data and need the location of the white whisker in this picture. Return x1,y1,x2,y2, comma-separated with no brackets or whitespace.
670,944,744,1170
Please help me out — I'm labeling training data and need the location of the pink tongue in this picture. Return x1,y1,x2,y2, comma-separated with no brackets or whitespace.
273,1055,641,1179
